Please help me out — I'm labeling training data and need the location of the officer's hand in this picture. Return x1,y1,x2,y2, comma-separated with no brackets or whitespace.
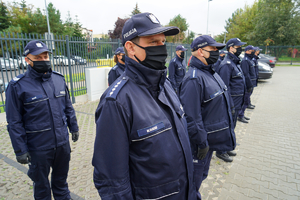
197,146,209,160
16,152,31,164
72,132,79,142
247,87,253,93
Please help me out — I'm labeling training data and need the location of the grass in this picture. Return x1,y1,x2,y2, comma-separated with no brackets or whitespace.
69,87,87,97
0,103,4,113
275,64,300,67
278,56,300,62
64,73,85,83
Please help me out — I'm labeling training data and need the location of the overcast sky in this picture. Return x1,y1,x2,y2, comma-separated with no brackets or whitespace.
16,0,256,37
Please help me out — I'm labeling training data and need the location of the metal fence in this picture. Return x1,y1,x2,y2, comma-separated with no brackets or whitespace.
258,45,300,63
0,32,190,112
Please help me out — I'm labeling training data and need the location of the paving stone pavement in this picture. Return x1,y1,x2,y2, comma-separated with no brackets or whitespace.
0,66,299,200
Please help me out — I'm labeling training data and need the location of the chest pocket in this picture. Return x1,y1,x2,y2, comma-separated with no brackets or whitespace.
131,121,172,142
203,74,226,103
24,94,48,105
176,67,184,76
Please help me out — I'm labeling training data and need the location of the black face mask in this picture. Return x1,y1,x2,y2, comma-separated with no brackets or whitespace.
121,54,125,63
251,51,255,56
180,51,185,58
202,49,219,65
27,57,51,73
234,47,243,57
133,42,168,70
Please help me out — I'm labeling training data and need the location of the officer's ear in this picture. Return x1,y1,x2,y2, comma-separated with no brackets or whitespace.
124,41,135,58
197,48,205,57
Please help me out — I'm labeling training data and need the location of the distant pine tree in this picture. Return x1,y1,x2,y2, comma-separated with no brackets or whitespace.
131,3,141,16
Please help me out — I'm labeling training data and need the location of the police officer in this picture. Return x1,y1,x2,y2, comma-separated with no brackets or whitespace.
6,40,79,200
92,13,196,200
238,45,256,123
252,47,261,96
108,47,126,85
212,50,226,72
179,35,236,199
168,45,188,93
215,38,246,162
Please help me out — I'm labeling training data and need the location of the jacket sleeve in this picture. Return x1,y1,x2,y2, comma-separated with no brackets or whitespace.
5,84,28,156
168,60,176,89
179,78,208,149
92,99,134,200
218,64,234,109
64,85,79,133
108,68,117,86
240,60,253,89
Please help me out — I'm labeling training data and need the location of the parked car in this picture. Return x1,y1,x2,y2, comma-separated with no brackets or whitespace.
258,54,276,68
0,79,4,93
71,55,87,65
53,55,75,66
0,57,18,70
17,56,27,69
239,54,273,80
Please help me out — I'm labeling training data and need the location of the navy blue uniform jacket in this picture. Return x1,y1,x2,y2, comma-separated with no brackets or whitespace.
252,55,259,86
179,56,236,152
93,57,196,200
168,54,186,91
241,54,256,89
217,52,246,109
6,66,79,156
108,62,125,85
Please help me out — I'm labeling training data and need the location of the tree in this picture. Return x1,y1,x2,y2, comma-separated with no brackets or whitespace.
0,2,11,31
131,3,141,16
108,17,129,39
167,14,189,43
46,3,64,35
63,11,74,37
214,32,227,44
182,30,195,44
254,0,300,46
73,15,83,38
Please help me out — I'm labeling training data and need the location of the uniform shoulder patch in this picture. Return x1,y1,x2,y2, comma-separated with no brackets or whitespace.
105,76,128,100
227,61,231,64
11,73,25,83
112,65,118,70
190,68,197,79
53,71,64,77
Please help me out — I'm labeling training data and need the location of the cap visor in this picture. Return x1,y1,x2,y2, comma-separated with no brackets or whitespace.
31,49,51,56
139,26,180,37
236,41,247,46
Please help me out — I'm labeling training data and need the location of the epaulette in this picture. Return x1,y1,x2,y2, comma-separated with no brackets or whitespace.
245,57,248,60
190,68,197,79
11,73,25,84
105,76,128,100
112,65,118,70
53,71,64,77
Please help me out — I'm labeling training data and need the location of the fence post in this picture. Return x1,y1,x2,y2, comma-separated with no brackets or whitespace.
66,36,75,103
118,39,121,47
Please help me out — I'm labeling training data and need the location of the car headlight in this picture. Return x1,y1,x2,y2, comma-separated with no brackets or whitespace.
259,63,271,71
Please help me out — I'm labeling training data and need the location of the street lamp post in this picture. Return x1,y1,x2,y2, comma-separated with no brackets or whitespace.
206,0,212,35
44,0,51,37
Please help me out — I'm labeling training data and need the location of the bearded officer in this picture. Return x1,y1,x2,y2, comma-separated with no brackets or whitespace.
92,13,196,200
6,40,79,200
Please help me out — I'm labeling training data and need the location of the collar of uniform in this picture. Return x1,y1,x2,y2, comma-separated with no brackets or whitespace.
125,56,166,91
245,53,253,60
227,52,240,64
27,64,52,81
189,56,213,72
176,54,184,62
117,62,126,71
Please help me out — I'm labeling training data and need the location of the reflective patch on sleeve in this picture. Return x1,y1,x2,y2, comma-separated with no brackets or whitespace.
137,122,165,137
